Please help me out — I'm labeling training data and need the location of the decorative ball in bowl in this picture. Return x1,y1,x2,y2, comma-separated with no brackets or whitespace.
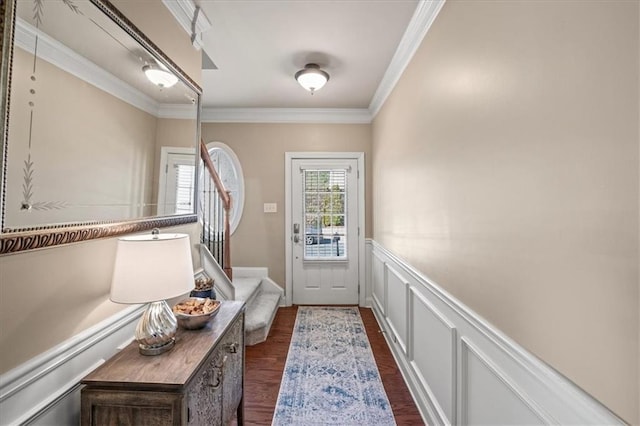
172,297,221,330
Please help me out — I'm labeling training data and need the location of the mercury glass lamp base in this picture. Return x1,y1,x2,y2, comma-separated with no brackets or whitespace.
135,300,178,356
139,338,175,356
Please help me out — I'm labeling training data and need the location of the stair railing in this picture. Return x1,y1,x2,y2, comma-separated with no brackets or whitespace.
199,140,233,281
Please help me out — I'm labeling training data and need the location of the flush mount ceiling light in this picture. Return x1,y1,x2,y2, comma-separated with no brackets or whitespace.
295,63,329,94
143,64,178,88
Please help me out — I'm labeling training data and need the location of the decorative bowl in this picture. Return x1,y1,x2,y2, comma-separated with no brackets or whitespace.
190,288,214,299
172,297,221,330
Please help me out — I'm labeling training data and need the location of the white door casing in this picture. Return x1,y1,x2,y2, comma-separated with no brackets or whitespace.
285,152,365,306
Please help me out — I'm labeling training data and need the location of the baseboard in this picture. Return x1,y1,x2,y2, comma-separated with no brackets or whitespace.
0,305,143,425
368,240,625,426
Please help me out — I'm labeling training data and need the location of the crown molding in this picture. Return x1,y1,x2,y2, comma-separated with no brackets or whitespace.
13,0,445,125
162,0,212,51
202,108,372,124
200,1,445,125
14,19,195,120
368,0,446,118
15,18,159,116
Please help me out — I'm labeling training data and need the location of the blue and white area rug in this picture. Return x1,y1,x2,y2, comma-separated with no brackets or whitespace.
272,306,396,425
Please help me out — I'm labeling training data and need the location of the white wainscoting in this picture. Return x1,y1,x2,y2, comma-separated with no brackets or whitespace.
0,305,143,425
367,240,624,426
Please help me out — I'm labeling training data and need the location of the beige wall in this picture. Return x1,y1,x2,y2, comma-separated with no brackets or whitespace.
0,4,201,374
372,0,639,423
201,123,372,286
6,48,158,226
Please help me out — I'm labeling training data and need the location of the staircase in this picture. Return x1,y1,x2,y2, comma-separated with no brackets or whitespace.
200,244,283,346
198,140,282,345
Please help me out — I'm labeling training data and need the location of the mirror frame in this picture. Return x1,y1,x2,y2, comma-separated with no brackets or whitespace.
0,0,201,255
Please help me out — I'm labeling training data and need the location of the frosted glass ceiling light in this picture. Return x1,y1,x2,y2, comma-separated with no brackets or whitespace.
295,63,329,94
143,64,179,88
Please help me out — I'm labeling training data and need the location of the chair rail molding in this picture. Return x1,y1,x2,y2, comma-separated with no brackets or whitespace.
0,305,143,425
366,239,625,426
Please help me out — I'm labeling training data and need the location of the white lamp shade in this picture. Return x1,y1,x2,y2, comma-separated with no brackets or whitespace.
110,233,194,304
143,65,179,88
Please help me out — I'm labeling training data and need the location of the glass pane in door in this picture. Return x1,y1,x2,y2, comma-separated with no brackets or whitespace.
302,169,347,260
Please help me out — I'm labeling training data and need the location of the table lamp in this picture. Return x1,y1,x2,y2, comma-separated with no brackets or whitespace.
110,231,194,355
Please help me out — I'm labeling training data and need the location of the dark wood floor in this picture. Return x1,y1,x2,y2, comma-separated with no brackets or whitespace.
237,306,425,425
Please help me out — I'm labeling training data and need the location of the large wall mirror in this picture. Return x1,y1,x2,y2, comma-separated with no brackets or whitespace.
0,0,201,254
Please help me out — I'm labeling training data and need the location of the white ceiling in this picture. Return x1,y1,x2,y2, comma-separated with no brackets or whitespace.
196,0,420,112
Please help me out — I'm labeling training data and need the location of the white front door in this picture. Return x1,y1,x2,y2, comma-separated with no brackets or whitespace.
288,155,362,305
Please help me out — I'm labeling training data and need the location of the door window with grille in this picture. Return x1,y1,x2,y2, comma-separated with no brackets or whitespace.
173,162,195,214
303,169,347,260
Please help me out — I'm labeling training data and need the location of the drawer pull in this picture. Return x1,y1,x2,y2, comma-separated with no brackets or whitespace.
225,343,239,353
209,367,222,389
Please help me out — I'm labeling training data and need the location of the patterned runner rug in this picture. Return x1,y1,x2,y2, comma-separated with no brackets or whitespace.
272,306,396,426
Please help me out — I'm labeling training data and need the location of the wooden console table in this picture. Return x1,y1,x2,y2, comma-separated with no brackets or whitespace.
81,301,245,426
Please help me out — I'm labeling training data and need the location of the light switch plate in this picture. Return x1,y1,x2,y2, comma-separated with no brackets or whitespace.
263,203,277,213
